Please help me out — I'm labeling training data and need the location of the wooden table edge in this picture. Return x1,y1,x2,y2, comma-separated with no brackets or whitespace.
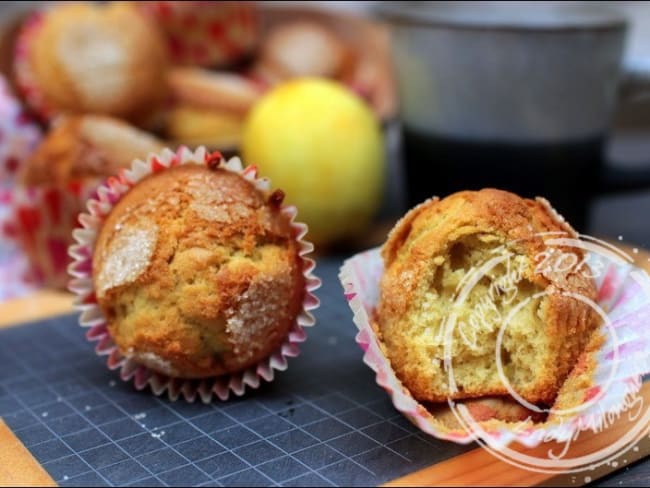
0,290,73,329
0,420,56,487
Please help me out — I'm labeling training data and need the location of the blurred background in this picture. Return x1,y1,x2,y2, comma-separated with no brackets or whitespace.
3,1,650,298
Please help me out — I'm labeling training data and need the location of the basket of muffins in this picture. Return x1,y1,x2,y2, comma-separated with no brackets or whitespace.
0,0,393,291
340,189,650,447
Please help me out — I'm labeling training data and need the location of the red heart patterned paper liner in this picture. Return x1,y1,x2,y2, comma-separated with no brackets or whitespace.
339,245,650,449
68,146,321,402
0,74,42,181
138,1,259,67
2,181,97,290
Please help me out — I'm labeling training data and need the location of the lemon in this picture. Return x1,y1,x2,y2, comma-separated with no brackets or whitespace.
242,78,384,246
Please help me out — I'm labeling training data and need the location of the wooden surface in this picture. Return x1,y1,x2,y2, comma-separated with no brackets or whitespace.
0,243,648,486
0,289,72,329
0,420,56,487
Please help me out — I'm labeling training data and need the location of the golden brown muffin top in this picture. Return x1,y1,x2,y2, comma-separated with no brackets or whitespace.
380,189,597,342
27,2,168,122
92,163,304,377
18,114,164,187
93,163,294,299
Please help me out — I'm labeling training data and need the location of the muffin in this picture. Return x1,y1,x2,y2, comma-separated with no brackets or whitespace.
165,68,262,148
167,68,262,115
165,106,244,150
138,1,259,68
19,115,164,187
12,115,163,288
91,161,305,378
377,189,599,405
254,21,351,84
13,2,168,124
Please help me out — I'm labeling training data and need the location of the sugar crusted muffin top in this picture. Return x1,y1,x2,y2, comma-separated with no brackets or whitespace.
92,163,304,378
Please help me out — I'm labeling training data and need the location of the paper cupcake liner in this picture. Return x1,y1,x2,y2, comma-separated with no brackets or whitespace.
0,187,36,301
339,245,650,449
13,11,55,122
139,1,259,68
2,181,96,289
0,74,42,182
68,146,320,402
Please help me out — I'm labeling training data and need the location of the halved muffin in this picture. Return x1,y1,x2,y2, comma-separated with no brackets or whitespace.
377,189,599,405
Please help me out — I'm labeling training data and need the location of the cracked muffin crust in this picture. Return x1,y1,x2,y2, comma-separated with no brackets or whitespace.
377,189,599,405
92,163,305,378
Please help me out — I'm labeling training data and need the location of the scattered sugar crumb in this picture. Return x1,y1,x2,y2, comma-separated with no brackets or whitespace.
633,446,639,452
633,248,639,254
63,476,69,481
41,412,48,418
57,397,62,402
133,412,147,420
612,461,618,468
84,406,91,412
151,431,165,439
584,477,591,483
618,235,623,241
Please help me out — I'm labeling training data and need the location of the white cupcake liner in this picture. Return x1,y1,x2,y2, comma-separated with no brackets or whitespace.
68,146,320,402
339,245,650,449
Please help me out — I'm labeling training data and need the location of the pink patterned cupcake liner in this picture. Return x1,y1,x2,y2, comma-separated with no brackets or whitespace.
0,74,42,181
68,146,320,402
2,181,96,290
339,243,650,449
139,1,259,68
0,187,36,301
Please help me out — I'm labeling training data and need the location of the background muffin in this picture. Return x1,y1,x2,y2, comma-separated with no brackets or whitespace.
19,115,164,187
14,2,168,125
164,68,262,149
92,163,305,378
378,189,599,405
11,114,163,288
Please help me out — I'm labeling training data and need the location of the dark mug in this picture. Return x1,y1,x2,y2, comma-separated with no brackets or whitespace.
379,1,650,231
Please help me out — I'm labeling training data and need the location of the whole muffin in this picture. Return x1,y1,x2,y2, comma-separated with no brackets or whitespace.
13,115,163,288
14,2,168,124
92,162,305,378
19,115,164,187
254,21,351,84
378,189,599,405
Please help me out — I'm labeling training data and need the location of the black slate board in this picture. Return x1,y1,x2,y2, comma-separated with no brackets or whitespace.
0,258,472,487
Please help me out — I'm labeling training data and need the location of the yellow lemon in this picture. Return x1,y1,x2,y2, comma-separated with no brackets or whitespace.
242,78,384,246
